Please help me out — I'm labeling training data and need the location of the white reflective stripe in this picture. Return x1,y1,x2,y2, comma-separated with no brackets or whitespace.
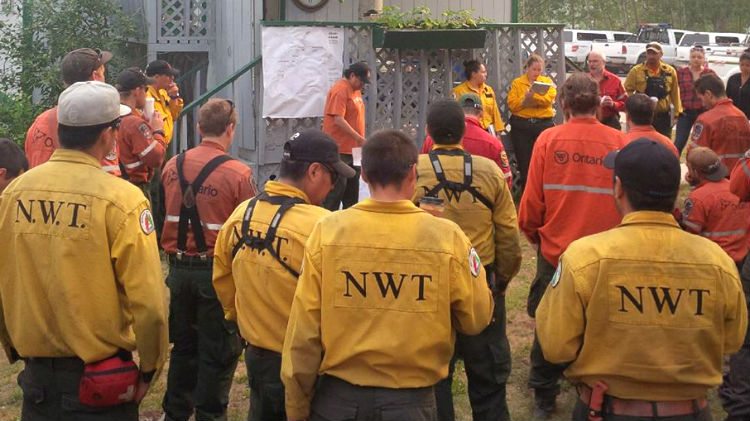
101,165,119,172
502,172,512,179
682,220,702,231
124,160,144,169
138,141,159,158
543,184,613,195
165,215,223,231
719,153,745,159
702,228,747,238
742,161,750,178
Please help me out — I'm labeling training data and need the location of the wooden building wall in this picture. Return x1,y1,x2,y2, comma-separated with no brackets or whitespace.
284,0,512,23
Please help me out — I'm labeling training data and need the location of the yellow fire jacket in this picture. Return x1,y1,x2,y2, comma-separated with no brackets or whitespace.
452,81,506,132
413,145,521,283
624,62,683,116
213,181,331,353
147,85,184,145
281,199,494,420
507,74,557,119
0,149,169,373
537,211,748,400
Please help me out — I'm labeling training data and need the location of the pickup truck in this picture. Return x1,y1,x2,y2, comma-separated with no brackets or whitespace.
565,29,633,68
673,32,746,67
607,24,693,72
704,39,749,83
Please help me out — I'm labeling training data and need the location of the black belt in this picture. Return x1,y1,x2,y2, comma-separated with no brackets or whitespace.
247,344,281,358
510,115,554,124
167,253,213,268
25,356,83,371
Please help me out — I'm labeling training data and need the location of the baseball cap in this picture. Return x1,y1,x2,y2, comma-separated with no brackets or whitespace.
458,93,483,110
347,62,370,84
603,138,680,198
58,81,131,127
646,42,663,53
686,146,728,181
146,60,179,77
61,48,113,85
283,130,356,179
116,67,154,92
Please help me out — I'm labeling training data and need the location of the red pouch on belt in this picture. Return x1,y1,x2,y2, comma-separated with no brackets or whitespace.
79,354,139,407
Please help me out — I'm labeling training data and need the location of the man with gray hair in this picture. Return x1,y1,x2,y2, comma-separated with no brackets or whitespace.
588,51,627,130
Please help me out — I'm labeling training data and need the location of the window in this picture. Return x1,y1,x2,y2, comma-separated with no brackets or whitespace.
614,33,632,41
715,36,741,45
673,32,686,44
577,32,608,41
680,34,709,46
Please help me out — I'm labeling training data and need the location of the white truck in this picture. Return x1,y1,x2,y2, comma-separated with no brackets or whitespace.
607,24,693,72
673,32,746,67
564,29,633,69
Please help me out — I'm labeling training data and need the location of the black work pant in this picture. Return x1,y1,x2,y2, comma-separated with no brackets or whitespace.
719,256,750,419
245,346,285,421
600,114,622,131
572,399,712,421
310,375,437,421
527,252,567,399
18,357,138,421
435,294,511,421
652,112,673,139
162,265,243,421
509,116,554,191
323,154,360,211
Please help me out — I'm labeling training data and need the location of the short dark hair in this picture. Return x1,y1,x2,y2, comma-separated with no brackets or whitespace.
622,185,677,213
58,121,115,150
199,99,237,137
694,74,726,97
561,73,599,115
626,93,655,125
427,100,465,145
463,60,483,80
279,160,311,181
0,138,28,178
362,130,418,188
740,49,750,63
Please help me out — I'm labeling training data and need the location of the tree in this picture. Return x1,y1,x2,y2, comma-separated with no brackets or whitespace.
0,0,139,145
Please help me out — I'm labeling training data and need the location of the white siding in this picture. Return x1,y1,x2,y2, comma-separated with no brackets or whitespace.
285,0,512,23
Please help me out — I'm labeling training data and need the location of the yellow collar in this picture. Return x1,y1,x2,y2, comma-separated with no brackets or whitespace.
264,180,312,204
432,144,464,151
620,211,679,228
49,149,102,168
352,198,421,214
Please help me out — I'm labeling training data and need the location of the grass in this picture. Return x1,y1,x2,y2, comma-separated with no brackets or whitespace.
0,186,733,420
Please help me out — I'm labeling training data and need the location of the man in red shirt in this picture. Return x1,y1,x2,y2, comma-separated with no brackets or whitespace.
624,94,679,157
116,67,167,200
422,93,512,187
160,99,257,421
588,51,627,130
321,61,370,211
689,74,750,171
25,48,121,174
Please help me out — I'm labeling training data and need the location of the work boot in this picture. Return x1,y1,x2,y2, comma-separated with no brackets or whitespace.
532,390,556,420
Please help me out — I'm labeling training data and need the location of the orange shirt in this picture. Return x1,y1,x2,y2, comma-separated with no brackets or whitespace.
519,117,626,266
322,79,365,154
160,141,257,256
625,125,679,157
682,179,750,262
730,155,750,201
25,107,122,176
117,110,166,184
689,99,750,171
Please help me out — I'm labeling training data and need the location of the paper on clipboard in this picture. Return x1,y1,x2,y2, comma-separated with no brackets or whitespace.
352,147,362,166
531,81,552,95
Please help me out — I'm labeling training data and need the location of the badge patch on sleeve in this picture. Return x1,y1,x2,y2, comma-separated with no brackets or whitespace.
469,248,482,278
550,264,562,288
140,209,155,235
683,198,693,218
691,123,703,140
138,123,152,140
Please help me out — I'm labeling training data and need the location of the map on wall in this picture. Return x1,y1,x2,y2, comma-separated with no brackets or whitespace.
261,26,345,118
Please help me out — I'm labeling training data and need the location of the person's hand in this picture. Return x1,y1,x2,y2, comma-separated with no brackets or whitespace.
524,89,534,99
167,82,180,98
149,110,164,132
357,134,366,145
134,378,151,403
601,96,614,107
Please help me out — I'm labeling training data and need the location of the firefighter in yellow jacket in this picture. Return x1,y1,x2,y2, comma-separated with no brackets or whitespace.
213,130,355,421
0,81,169,420
145,59,183,145
281,129,494,421
413,99,521,421
536,139,748,421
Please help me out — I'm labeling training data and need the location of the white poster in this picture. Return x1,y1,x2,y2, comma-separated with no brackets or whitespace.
261,26,345,118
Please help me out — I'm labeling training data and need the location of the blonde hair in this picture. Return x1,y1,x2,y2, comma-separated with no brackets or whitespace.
524,53,545,70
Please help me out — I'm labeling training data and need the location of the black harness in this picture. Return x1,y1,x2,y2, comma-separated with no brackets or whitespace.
426,149,493,210
644,67,668,100
231,192,306,278
175,153,234,259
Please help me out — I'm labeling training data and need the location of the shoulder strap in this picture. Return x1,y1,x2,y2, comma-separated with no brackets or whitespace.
232,193,306,278
118,161,130,181
175,153,235,255
426,149,494,210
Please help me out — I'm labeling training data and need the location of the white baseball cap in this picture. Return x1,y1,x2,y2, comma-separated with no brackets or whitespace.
57,81,131,127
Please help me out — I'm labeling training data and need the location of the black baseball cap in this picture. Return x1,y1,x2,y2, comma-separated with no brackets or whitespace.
346,62,370,84
603,138,680,198
61,48,113,85
146,59,179,77
116,67,154,92
283,130,356,178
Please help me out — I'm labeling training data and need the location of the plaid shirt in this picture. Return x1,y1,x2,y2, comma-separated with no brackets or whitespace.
677,67,715,111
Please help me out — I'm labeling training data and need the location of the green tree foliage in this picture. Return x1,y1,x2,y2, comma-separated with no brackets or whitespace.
520,0,750,33
0,0,138,146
